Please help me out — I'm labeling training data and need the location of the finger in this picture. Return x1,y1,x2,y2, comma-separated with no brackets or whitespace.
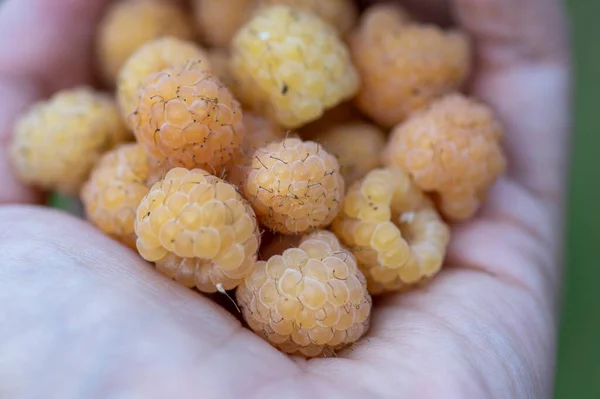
0,76,45,204
0,206,302,397
453,0,571,202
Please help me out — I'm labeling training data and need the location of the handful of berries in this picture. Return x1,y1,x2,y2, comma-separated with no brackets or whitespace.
9,0,506,358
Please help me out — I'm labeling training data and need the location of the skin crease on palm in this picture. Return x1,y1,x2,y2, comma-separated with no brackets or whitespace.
0,0,571,397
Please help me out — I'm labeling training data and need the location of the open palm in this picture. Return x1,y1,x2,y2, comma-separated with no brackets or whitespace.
0,0,570,397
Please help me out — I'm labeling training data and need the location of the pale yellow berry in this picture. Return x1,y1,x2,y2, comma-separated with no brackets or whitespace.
230,5,359,129
332,167,450,294
10,87,130,195
135,168,261,293
243,138,345,234
236,230,371,357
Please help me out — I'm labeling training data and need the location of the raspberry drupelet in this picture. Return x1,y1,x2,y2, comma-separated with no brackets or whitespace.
242,138,345,235
9,87,130,196
117,37,211,125
81,143,159,249
135,168,261,293
236,230,372,357
349,3,471,127
311,121,386,185
230,5,359,129
97,0,194,86
132,64,245,173
332,167,450,294
383,94,507,221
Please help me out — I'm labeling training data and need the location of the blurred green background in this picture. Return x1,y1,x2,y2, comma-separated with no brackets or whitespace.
44,0,598,397
555,0,600,398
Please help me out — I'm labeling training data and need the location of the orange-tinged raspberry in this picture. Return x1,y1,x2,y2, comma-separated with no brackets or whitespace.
384,94,506,221
257,0,358,37
97,0,194,86
349,3,471,127
132,64,245,172
243,138,345,234
117,37,211,125
332,167,450,294
311,122,386,185
236,230,371,357
81,143,159,249
9,87,130,196
135,168,261,293
230,5,359,129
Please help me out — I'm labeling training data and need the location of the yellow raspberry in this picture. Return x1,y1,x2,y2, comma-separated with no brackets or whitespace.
257,0,358,37
135,168,261,293
9,87,130,196
192,0,255,48
81,143,160,249
132,64,245,172
384,94,507,221
332,167,450,294
236,230,371,357
97,0,194,86
230,5,359,129
243,138,345,235
349,3,471,127
117,37,211,126
311,122,386,185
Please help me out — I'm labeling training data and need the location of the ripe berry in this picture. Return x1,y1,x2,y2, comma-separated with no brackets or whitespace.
81,143,158,249
242,138,345,234
117,37,211,125
349,3,471,127
383,94,506,221
132,64,245,172
9,87,130,195
332,167,450,294
236,230,372,357
135,168,260,293
97,0,194,85
230,5,359,129
192,0,255,48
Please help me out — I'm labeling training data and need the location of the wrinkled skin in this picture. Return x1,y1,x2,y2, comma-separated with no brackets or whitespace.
0,0,570,397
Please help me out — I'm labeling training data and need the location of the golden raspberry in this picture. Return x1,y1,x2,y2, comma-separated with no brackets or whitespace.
311,122,386,185
192,0,255,48
97,0,194,86
9,87,130,196
349,3,471,127
230,5,359,129
332,167,450,294
132,64,245,172
384,94,507,221
257,0,358,37
243,138,345,234
81,143,159,249
135,168,261,293
236,230,371,357
117,37,211,125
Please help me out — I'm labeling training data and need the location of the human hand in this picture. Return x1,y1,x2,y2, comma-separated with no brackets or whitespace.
0,0,571,397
